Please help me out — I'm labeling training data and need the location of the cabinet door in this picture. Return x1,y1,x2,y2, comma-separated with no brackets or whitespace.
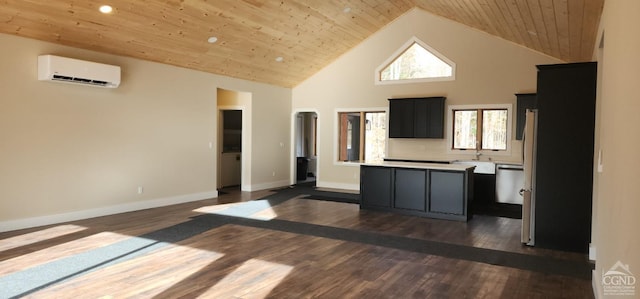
360,166,392,208
413,97,445,138
429,170,465,215
515,93,536,140
413,99,429,138
394,168,426,211
388,100,414,138
426,97,445,138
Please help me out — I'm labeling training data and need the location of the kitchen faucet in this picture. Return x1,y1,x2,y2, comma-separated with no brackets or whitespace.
473,150,482,161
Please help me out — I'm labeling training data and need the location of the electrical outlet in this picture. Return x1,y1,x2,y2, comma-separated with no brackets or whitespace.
272,171,276,177
137,186,144,194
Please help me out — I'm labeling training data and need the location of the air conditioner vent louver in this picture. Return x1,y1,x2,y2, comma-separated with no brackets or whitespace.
38,55,121,88
51,74,110,86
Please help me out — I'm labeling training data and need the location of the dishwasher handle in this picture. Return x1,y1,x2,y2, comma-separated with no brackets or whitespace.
497,165,523,171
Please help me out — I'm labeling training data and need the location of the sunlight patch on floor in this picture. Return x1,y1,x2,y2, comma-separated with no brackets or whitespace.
0,224,87,252
193,199,279,220
0,232,131,276
28,244,224,298
201,258,293,298
250,207,279,220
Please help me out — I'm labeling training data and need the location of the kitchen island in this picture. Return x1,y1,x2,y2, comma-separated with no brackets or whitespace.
360,161,475,221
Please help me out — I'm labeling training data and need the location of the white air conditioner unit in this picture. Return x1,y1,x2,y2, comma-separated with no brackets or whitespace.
38,55,121,88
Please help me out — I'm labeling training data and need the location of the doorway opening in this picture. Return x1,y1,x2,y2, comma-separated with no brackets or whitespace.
220,110,242,189
293,111,318,186
217,88,251,192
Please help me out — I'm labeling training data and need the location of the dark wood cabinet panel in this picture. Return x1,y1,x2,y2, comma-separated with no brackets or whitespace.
389,97,445,138
515,93,537,140
360,166,392,208
533,62,596,253
394,168,426,211
360,165,472,221
388,100,414,138
414,97,445,138
473,173,496,204
413,99,428,137
429,171,465,215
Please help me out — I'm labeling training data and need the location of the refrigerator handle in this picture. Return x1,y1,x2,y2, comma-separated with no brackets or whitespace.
521,190,532,244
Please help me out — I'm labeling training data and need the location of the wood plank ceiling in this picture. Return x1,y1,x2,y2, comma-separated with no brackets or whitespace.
0,0,603,88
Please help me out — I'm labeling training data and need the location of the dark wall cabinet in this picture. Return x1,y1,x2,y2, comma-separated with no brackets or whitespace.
389,97,445,138
515,93,537,140
534,62,597,253
360,165,473,221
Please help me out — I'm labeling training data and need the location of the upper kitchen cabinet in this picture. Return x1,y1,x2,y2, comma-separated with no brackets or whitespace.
515,93,537,140
389,97,445,138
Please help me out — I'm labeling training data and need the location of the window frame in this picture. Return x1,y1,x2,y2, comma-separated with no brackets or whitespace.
375,36,456,85
334,107,388,166
447,104,512,156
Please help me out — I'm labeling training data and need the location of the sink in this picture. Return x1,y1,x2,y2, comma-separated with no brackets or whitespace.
452,160,496,174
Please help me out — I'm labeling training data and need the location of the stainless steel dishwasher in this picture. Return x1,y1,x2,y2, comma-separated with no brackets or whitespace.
495,164,524,204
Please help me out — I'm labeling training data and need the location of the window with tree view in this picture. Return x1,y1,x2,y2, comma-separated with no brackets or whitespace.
453,109,508,151
377,37,455,84
338,111,386,163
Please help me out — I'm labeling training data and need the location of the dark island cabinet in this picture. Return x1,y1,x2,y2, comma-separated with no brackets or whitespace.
389,97,445,138
360,165,473,221
429,170,465,215
359,166,393,208
394,168,426,211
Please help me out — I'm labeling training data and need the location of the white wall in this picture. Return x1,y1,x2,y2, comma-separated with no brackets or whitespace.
292,8,562,190
0,33,291,231
592,1,640,297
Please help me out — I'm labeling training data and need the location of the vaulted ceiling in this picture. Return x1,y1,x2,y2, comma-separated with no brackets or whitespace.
0,0,603,88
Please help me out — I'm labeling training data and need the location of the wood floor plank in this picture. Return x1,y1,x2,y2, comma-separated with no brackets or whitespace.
0,186,593,298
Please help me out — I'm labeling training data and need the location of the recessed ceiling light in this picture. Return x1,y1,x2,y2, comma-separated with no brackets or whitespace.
275,56,284,62
343,7,351,13
207,36,218,44
99,5,113,14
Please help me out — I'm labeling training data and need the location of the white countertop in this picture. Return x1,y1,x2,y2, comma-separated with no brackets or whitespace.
363,161,475,171
384,157,523,167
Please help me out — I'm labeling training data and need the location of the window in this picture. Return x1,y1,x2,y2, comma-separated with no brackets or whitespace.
338,111,386,163
376,36,455,84
452,108,508,151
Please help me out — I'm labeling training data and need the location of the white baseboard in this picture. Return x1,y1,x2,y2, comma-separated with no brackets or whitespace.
0,190,218,233
593,270,602,299
245,180,290,192
316,181,360,191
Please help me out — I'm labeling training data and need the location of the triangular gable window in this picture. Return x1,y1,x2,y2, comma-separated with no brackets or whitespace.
376,37,455,84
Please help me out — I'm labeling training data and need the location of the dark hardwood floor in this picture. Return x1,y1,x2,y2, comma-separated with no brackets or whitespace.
0,186,594,298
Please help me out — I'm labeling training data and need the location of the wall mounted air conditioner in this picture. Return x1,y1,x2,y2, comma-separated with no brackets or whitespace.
38,55,121,88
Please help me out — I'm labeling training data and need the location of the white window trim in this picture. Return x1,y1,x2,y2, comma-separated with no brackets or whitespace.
375,36,456,85
447,104,513,156
334,107,388,167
